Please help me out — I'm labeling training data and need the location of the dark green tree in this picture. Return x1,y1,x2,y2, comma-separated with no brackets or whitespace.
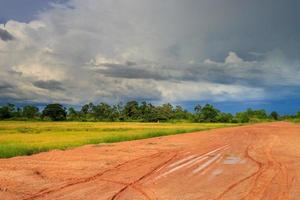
80,103,95,120
270,111,279,120
123,101,140,120
92,103,113,121
245,108,267,119
0,104,15,119
0,106,11,119
139,102,157,122
200,104,220,122
194,104,220,122
67,107,79,120
235,112,250,123
217,112,233,123
80,104,89,115
14,107,23,118
42,104,67,121
174,105,189,120
194,104,202,113
111,103,123,121
155,103,174,121
22,105,39,119
296,111,300,118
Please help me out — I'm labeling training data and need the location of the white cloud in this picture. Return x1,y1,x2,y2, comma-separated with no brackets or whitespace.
225,52,244,64
157,81,264,102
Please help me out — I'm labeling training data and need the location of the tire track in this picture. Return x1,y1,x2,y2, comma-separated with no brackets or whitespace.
156,145,229,180
216,134,289,200
110,153,177,200
24,152,163,200
215,144,263,200
241,135,287,200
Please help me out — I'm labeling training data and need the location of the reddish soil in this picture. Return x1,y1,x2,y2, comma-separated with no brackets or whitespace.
1,122,300,200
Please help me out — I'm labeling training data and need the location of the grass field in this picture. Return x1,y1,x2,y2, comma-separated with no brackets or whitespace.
0,121,237,158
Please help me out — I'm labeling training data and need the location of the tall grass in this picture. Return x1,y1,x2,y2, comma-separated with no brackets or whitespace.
0,121,236,158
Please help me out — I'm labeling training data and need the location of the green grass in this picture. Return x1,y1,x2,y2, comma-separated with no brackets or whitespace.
0,121,237,158
289,118,300,123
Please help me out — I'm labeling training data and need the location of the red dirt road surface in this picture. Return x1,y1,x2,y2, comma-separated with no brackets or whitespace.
1,122,300,200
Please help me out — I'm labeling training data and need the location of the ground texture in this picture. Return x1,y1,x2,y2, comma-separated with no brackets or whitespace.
0,122,300,200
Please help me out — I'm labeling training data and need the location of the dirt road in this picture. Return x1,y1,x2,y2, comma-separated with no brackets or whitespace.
1,122,300,199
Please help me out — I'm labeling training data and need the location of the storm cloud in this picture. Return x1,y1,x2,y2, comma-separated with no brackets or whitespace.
0,0,299,104
0,81,15,92
33,80,65,91
0,28,14,41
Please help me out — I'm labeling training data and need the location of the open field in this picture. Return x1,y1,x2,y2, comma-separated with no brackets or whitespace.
1,122,300,199
0,121,235,158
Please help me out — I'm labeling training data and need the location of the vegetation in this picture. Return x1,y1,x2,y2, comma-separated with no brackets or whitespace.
42,104,67,121
0,121,235,158
0,100,292,158
0,101,286,123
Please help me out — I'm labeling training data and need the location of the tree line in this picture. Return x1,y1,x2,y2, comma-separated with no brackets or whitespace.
0,101,292,123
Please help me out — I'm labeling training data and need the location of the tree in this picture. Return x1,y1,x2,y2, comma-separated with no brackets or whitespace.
235,112,250,123
245,108,267,119
139,102,158,122
270,111,279,120
92,103,113,121
0,104,15,119
111,103,123,121
217,113,233,123
42,104,67,121
123,101,140,120
0,106,11,119
194,104,220,122
200,104,220,122
296,111,300,118
174,105,189,120
194,104,202,113
80,104,90,115
80,103,95,120
67,107,78,120
22,105,39,119
81,103,94,114
156,103,174,121
139,102,152,121
16,107,23,118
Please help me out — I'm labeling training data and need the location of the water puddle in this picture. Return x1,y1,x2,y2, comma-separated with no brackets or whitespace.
212,168,223,176
223,156,245,164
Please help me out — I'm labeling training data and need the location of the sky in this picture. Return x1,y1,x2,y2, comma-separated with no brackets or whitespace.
0,0,300,114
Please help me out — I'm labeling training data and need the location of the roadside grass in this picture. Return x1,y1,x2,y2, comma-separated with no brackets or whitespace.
289,119,300,123
0,121,237,158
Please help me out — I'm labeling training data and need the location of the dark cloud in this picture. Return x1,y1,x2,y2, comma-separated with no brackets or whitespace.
94,63,166,80
1,0,300,104
0,28,14,41
91,58,264,87
7,69,22,76
0,82,31,102
0,82,15,92
33,80,65,91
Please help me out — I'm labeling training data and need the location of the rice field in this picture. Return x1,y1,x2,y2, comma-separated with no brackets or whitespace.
0,121,237,158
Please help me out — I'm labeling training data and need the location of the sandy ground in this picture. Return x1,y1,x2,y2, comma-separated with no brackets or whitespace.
1,122,300,200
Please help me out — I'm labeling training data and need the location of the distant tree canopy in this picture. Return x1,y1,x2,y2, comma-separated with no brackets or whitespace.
42,104,67,121
194,104,220,122
0,104,14,119
270,111,279,120
22,105,39,119
0,101,293,123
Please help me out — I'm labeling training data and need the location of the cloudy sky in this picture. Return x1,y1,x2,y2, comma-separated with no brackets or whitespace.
0,0,300,113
